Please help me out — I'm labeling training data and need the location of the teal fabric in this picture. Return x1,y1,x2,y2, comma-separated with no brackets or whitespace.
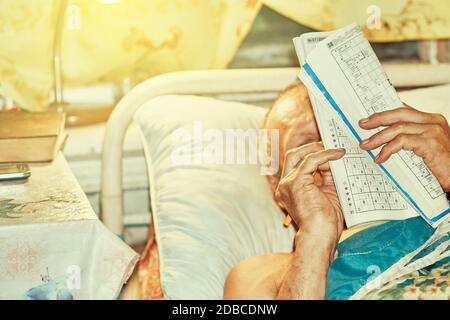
405,235,449,265
430,255,450,268
326,217,439,300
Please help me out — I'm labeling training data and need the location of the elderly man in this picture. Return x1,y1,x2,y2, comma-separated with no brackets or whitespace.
224,81,450,300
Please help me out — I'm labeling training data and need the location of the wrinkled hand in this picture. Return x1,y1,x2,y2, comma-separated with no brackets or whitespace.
275,142,346,246
359,105,450,192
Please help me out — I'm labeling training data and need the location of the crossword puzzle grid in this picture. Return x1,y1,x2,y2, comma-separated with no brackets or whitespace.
327,120,408,214
328,32,444,202
398,151,444,199
343,157,408,214
331,34,400,116
329,119,360,154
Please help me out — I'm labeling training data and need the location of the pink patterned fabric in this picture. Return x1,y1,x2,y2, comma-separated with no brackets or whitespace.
137,223,164,300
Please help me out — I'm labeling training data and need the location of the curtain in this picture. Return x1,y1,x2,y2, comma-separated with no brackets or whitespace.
0,0,262,111
1,0,450,111
264,0,450,42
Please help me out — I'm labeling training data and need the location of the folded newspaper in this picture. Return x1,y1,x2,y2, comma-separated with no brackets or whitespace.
293,23,450,228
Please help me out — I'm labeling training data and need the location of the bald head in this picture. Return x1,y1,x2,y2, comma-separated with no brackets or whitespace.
264,81,321,191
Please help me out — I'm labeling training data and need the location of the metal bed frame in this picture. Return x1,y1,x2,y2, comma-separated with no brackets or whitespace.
100,66,450,236
101,68,300,235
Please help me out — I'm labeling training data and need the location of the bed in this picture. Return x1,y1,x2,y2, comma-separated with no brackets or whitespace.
100,68,450,300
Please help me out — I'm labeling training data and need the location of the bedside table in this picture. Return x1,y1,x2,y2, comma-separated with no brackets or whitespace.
0,153,138,300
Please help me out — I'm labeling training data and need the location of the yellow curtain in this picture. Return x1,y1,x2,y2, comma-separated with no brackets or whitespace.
2,0,450,111
263,0,450,42
0,0,262,111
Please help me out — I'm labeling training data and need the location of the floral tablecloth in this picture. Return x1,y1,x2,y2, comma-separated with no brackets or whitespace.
0,154,138,299
364,257,450,300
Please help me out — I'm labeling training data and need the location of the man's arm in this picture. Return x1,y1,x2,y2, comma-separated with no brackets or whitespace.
275,143,346,300
277,233,335,300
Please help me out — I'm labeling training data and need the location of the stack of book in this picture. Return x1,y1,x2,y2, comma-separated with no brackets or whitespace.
0,112,66,163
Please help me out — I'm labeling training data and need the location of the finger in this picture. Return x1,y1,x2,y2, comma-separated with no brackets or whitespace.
388,104,448,129
402,103,414,110
374,134,423,164
276,149,344,205
359,107,444,129
318,162,331,172
360,122,426,150
281,142,324,179
318,162,335,185
296,148,346,177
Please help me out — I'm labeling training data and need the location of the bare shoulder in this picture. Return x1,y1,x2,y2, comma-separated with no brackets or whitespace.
224,253,291,300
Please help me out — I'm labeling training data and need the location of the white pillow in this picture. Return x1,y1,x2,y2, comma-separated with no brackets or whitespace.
135,95,296,299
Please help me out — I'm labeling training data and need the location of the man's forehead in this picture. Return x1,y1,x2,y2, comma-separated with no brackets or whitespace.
265,82,321,151
267,88,315,127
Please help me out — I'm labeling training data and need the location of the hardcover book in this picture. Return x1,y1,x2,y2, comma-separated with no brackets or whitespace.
0,112,66,163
